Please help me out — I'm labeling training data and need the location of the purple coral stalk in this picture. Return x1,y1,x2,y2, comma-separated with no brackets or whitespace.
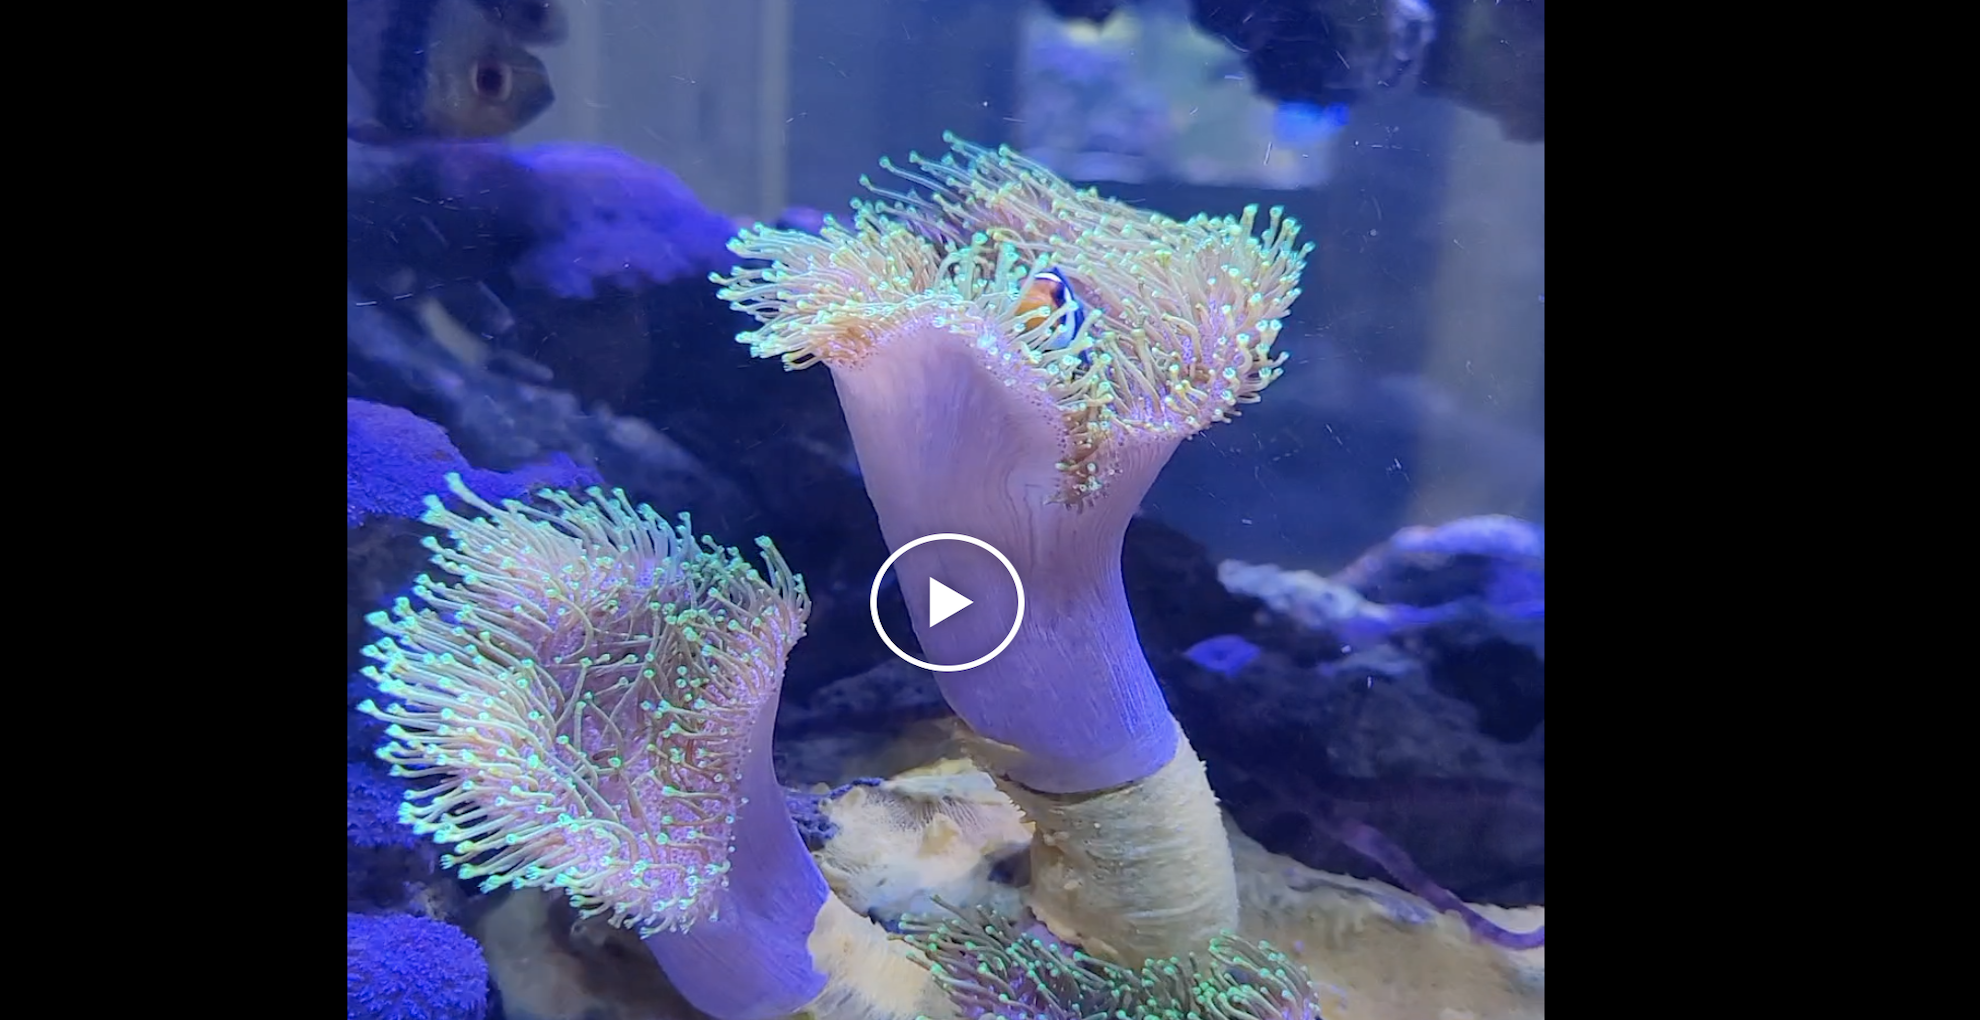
639,703,835,1018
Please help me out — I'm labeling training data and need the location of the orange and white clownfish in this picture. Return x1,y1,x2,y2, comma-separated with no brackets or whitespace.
1015,267,1090,355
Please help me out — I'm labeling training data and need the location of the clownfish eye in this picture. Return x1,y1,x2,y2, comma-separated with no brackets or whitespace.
473,59,513,101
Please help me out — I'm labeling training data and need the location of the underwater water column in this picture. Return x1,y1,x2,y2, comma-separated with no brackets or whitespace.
719,133,1310,963
1412,107,1545,525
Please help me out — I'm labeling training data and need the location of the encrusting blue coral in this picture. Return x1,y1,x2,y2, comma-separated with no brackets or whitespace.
347,912,489,1020
349,673,389,761
346,761,418,851
346,398,596,527
347,756,442,918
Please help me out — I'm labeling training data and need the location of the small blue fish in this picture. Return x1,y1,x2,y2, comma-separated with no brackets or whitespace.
1183,634,1262,677
1273,101,1351,147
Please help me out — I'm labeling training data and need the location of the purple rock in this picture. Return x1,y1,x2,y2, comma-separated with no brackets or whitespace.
511,143,739,300
347,398,598,527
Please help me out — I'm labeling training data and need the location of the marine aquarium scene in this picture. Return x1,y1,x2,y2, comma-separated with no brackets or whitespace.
347,1,1544,1018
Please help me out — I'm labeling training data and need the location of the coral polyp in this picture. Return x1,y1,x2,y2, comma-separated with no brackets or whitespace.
715,133,1309,507
357,473,808,935
903,904,1322,1020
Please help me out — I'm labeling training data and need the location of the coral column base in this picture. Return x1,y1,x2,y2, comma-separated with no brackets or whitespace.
797,894,957,1020
966,719,1241,964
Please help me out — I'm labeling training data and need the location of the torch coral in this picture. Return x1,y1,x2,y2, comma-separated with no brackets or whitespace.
714,134,1308,962
722,134,1302,511
903,905,1322,1020
358,474,950,1020
358,472,806,931
715,134,1304,788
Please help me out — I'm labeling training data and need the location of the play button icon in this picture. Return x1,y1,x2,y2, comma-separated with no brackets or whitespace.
927,578,973,627
870,533,1027,673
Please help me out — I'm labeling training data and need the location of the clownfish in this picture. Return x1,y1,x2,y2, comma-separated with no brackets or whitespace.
1015,267,1090,354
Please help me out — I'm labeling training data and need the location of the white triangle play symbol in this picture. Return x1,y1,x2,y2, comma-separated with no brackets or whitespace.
927,577,974,627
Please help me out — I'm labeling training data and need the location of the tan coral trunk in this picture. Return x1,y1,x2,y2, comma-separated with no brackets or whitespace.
966,719,1240,964
796,894,957,1020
